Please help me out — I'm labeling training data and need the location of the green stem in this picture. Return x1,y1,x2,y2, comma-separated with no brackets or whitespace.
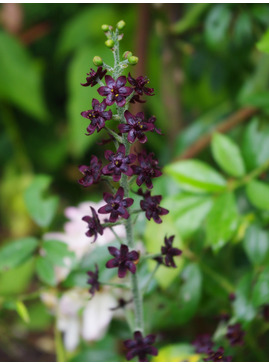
54,323,66,362
143,262,160,294
109,226,125,245
100,281,129,289
229,158,269,191
104,126,123,143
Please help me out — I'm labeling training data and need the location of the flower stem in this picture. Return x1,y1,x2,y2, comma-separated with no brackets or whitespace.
54,323,66,362
109,226,125,245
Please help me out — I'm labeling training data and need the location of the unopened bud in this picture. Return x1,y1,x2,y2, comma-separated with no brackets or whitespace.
117,20,126,30
105,39,115,48
123,51,132,59
128,56,139,65
93,56,103,66
101,24,110,32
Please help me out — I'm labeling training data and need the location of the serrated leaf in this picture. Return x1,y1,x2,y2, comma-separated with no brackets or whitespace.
246,179,269,211
211,133,246,177
206,192,239,251
36,256,56,286
0,31,47,121
42,240,75,267
243,224,269,266
16,301,30,323
164,194,213,239
24,175,59,228
165,160,226,194
252,267,269,307
0,237,38,272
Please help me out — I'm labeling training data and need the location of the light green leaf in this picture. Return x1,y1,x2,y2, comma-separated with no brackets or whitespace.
256,28,269,54
155,343,198,362
165,160,226,194
243,224,269,266
16,301,30,323
206,192,239,251
24,175,59,228
252,267,269,307
0,31,47,121
246,179,269,211
0,237,38,271
42,240,75,267
242,118,269,170
205,5,231,48
36,256,56,286
232,273,256,322
211,133,246,177
164,194,213,239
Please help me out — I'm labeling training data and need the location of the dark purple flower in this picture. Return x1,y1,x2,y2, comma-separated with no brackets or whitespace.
106,244,139,278
204,347,232,362
82,207,104,243
131,151,162,189
98,187,134,223
124,331,158,362
226,323,245,346
128,73,155,96
130,94,146,104
147,115,162,135
78,155,102,187
118,111,155,144
81,67,107,87
87,264,100,296
140,190,169,224
102,144,136,182
161,235,182,268
192,334,214,354
81,99,112,135
97,75,132,107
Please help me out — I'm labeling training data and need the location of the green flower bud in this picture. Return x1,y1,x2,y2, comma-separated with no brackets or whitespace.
101,24,110,32
105,39,115,48
117,20,126,30
123,51,132,59
93,56,103,66
128,56,139,65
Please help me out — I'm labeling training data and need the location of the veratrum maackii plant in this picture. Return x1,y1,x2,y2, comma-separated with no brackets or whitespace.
78,20,182,362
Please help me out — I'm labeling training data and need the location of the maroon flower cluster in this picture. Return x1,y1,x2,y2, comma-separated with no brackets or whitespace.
78,26,171,362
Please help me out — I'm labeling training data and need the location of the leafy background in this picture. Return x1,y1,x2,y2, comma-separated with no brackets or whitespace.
1,3,269,362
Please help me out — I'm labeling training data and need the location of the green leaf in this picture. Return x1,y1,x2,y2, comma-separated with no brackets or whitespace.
205,5,231,49
171,4,210,34
42,240,75,267
256,28,269,54
252,267,269,307
0,237,38,271
164,160,226,194
164,194,213,239
211,133,246,177
155,343,198,362
16,301,30,323
242,118,269,170
0,31,47,121
24,175,59,228
243,224,269,266
246,179,269,211
36,256,56,286
232,272,256,322
206,192,239,251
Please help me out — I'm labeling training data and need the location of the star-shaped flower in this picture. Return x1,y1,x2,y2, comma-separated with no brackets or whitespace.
78,155,102,187
131,151,162,189
128,73,155,96
81,99,112,135
97,75,133,107
82,207,104,243
124,331,158,362
226,323,245,346
118,111,155,144
140,190,169,224
106,244,139,278
161,235,182,268
192,334,214,354
81,67,107,87
102,144,136,182
98,187,134,223
87,264,100,296
204,347,232,362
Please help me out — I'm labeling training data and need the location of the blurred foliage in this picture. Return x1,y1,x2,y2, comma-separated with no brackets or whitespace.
1,3,269,362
